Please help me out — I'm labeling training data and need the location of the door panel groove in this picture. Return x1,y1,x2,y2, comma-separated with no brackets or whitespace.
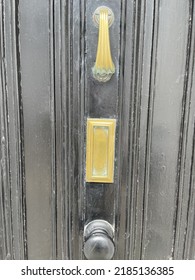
141,0,160,260
0,0,12,259
49,0,57,260
184,121,195,259
114,0,127,260
173,0,195,259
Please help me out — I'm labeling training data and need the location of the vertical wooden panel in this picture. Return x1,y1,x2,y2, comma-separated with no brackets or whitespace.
19,0,54,259
0,0,27,259
0,1,12,259
142,0,190,259
116,0,195,260
54,0,85,259
116,0,155,259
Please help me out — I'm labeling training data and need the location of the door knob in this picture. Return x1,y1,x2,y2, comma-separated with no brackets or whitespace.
83,220,115,260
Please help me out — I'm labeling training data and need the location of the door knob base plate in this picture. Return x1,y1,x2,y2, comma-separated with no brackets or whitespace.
93,6,114,28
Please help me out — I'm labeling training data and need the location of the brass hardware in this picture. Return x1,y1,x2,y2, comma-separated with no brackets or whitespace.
86,118,116,183
92,6,115,82
93,6,114,28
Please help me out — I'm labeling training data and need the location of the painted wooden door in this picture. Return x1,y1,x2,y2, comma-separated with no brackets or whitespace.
0,0,195,259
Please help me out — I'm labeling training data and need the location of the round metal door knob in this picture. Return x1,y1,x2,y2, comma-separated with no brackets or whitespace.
83,220,115,260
